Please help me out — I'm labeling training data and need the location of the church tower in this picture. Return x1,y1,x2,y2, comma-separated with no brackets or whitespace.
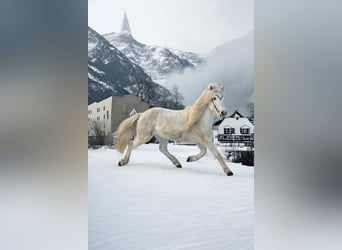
121,10,131,34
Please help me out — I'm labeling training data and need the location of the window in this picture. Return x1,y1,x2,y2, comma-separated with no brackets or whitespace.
224,127,235,134
103,114,105,119
240,127,250,134
103,106,105,111
97,108,100,112
88,110,91,114
97,116,100,121
106,110,109,119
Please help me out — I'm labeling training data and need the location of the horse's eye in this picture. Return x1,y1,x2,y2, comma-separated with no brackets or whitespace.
213,97,217,101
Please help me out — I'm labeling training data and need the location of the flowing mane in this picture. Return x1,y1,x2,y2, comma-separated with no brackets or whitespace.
183,85,214,133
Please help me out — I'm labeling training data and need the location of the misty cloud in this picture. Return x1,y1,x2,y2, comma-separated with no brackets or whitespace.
165,31,254,115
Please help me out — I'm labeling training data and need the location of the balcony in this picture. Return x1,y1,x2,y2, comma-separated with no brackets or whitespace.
218,134,254,142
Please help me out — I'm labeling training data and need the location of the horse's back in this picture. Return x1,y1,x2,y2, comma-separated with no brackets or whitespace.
137,107,185,140
140,107,182,119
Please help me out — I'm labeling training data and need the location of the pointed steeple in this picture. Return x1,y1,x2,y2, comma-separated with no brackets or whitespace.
121,10,131,34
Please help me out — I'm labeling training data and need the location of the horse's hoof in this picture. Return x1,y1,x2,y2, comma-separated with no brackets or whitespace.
186,157,191,162
176,164,182,168
226,171,234,176
118,161,122,167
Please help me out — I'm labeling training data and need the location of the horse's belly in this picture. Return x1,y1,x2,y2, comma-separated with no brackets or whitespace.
155,127,182,140
154,127,196,143
154,112,185,139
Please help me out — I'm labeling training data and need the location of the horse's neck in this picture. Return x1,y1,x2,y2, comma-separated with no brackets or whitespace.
203,108,214,120
182,90,212,133
183,103,213,133
200,108,214,128
187,92,209,116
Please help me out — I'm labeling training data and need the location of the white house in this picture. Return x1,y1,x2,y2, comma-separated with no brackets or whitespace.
214,110,254,145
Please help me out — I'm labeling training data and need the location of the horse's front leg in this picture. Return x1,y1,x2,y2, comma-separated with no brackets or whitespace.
205,141,233,176
186,144,207,162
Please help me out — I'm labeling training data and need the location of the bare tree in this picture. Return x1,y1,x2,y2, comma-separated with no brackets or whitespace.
88,120,105,146
160,87,170,108
135,78,156,104
170,85,184,109
135,78,144,98
143,80,155,104
89,120,104,136
135,80,184,109
246,102,254,123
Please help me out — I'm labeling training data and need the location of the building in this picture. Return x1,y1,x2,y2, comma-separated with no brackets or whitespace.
88,95,150,136
213,110,254,166
215,110,254,144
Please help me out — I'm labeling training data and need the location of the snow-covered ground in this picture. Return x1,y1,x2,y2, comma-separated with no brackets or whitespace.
89,144,254,250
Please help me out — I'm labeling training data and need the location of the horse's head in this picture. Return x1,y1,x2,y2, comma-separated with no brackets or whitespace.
207,83,227,118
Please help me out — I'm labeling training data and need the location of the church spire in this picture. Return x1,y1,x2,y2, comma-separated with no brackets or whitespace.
121,10,131,34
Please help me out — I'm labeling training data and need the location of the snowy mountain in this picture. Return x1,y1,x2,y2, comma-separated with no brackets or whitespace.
88,27,152,104
103,31,203,83
88,27,182,107
89,27,165,104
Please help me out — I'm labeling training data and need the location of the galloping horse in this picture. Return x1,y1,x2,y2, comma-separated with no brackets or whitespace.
114,83,233,176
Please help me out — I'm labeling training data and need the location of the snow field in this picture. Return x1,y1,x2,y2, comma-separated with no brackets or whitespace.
89,144,253,250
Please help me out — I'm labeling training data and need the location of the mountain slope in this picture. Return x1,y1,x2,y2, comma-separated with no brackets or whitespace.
88,27,181,108
88,27,154,104
103,31,203,83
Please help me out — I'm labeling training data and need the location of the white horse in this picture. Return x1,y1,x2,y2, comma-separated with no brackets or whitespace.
114,83,233,176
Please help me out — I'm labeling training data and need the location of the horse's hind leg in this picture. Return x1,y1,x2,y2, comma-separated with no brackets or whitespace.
186,144,207,162
118,136,151,166
118,141,133,166
158,138,182,168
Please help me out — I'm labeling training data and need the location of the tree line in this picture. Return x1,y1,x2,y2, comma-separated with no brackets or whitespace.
133,78,184,110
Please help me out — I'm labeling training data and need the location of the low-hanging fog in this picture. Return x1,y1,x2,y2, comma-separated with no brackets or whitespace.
165,31,254,115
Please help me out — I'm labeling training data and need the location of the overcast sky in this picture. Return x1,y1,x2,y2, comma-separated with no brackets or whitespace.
88,0,253,54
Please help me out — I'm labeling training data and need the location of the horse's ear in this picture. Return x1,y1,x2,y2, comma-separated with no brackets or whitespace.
209,84,214,90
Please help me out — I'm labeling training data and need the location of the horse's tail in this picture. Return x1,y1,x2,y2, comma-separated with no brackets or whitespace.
114,113,141,153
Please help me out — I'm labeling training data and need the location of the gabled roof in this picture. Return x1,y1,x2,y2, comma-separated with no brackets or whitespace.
229,110,244,118
129,108,137,116
213,110,245,127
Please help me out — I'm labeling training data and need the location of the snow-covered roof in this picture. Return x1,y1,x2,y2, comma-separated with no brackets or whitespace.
129,108,137,116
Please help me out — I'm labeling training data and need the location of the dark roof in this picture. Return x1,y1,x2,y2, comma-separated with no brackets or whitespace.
213,118,224,126
213,110,244,126
229,110,244,118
